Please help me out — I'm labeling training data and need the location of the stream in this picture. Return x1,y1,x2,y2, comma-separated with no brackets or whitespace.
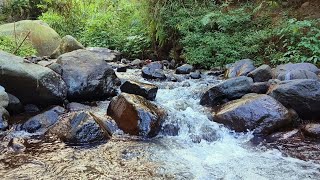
0,69,320,179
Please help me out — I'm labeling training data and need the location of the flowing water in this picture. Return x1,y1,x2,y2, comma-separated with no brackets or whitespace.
0,69,320,179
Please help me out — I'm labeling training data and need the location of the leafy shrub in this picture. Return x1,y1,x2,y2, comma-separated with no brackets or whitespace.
0,35,37,56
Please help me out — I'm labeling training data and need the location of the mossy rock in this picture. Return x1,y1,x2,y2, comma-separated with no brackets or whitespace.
0,20,61,56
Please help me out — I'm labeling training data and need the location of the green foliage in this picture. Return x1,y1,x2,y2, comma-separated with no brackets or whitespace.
0,35,37,56
39,0,150,59
151,1,320,67
275,19,320,64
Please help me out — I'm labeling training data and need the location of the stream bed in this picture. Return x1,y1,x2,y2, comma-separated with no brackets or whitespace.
0,69,320,179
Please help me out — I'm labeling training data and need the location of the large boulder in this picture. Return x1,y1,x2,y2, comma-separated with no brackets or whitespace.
107,93,166,137
120,80,158,101
48,111,115,145
225,59,256,78
247,64,273,82
278,69,319,81
50,35,85,59
142,62,166,80
200,76,253,107
0,20,61,56
21,106,66,133
0,51,67,106
274,63,319,80
176,64,194,74
56,49,120,101
86,47,121,62
213,94,293,135
268,79,320,120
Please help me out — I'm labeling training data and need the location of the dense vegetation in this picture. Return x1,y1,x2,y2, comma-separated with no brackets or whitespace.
0,0,319,67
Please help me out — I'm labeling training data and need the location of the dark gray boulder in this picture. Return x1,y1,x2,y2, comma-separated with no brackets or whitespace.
247,64,273,82
142,62,166,80
86,47,121,62
21,106,66,133
302,123,320,138
213,94,293,135
274,63,319,80
176,64,194,74
200,76,253,107
268,79,320,120
48,112,115,145
7,93,23,115
225,59,256,78
0,51,67,106
56,49,120,101
120,80,158,101
250,82,270,94
107,93,166,137
277,69,319,81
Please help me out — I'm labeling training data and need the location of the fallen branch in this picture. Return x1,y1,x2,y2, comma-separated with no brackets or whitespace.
13,30,31,55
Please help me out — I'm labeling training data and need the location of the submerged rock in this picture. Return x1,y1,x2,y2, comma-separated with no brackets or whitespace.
50,35,85,59
120,80,158,101
107,93,166,137
225,59,256,78
48,112,115,145
22,106,66,133
213,94,293,135
268,79,320,120
247,64,273,82
0,51,67,106
176,64,194,74
190,71,201,79
200,76,253,107
56,49,120,101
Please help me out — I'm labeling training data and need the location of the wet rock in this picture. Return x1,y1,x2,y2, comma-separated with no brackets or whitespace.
266,129,301,143
121,58,128,64
24,104,40,113
142,62,166,80
47,62,63,74
268,79,320,120
161,124,180,136
7,93,23,115
130,59,143,67
50,35,85,59
250,82,270,94
0,51,67,106
213,94,293,135
302,123,320,138
200,76,253,107
56,49,120,101
8,137,26,153
49,112,115,145
176,64,194,74
0,86,9,108
120,80,158,101
0,107,9,131
182,81,191,87
200,126,218,142
190,71,201,79
22,106,66,133
274,63,319,80
86,47,121,62
66,102,91,112
247,64,273,82
107,93,166,137
116,64,128,72
278,69,319,81
225,59,256,78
